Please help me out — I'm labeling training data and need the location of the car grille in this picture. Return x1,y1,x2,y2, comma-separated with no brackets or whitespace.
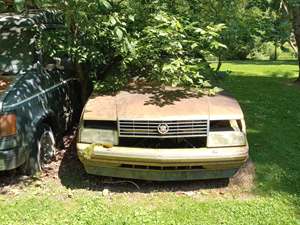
118,120,208,138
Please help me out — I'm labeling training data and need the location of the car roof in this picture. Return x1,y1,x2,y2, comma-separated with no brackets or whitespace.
0,10,63,29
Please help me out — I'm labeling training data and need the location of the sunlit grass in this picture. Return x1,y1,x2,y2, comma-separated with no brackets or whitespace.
0,194,298,225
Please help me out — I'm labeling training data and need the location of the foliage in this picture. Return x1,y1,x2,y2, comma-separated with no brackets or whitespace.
93,71,130,94
287,0,300,80
248,41,297,60
0,0,297,86
179,0,263,60
186,0,293,61
249,42,281,60
222,7,264,60
0,0,230,94
39,1,132,69
126,10,226,93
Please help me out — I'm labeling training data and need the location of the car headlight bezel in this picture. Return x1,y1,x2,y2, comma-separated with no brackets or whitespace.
78,120,119,145
207,119,247,147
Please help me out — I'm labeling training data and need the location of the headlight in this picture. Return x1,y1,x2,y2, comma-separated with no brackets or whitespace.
0,114,17,138
78,120,118,145
207,119,246,147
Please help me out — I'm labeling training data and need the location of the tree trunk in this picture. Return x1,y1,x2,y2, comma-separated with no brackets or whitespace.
215,55,222,73
75,63,88,103
288,39,298,55
274,43,278,61
67,12,90,102
297,47,300,83
291,6,300,82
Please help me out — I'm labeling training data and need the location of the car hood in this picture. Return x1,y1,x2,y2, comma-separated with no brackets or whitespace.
83,85,244,121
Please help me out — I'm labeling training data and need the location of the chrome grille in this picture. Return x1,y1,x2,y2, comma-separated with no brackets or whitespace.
118,120,208,138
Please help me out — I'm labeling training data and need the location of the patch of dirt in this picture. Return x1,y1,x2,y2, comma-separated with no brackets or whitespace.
229,160,256,190
0,128,256,198
295,80,300,86
42,130,78,180
0,128,79,196
284,79,300,87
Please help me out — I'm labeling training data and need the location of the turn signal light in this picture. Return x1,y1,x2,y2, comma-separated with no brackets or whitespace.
0,114,16,137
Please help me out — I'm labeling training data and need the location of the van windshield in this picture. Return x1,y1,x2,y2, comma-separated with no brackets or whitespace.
0,27,36,75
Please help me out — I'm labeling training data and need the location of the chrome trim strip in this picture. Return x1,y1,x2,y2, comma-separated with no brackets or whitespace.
3,77,79,110
119,119,208,138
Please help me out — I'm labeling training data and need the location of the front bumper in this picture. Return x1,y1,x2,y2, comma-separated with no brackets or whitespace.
77,143,249,181
0,148,24,171
0,136,24,171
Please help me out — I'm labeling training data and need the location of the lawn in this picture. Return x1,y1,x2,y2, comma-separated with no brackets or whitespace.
0,61,299,225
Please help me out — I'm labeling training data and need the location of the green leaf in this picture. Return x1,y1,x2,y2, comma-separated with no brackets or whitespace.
115,27,123,41
109,16,117,26
191,43,198,49
129,15,135,22
14,0,25,12
98,0,112,9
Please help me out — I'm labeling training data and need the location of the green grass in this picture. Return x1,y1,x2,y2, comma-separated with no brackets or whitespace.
220,61,300,197
0,60,300,224
0,194,298,225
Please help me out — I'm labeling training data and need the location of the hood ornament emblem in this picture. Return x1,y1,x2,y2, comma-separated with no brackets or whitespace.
157,123,169,135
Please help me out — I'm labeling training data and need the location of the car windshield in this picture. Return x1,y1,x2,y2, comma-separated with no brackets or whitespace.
0,27,36,75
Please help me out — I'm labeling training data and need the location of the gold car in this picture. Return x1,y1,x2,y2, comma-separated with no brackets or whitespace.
77,83,248,181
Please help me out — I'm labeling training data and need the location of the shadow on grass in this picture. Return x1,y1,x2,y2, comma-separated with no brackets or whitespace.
0,170,36,194
228,60,298,66
270,72,296,79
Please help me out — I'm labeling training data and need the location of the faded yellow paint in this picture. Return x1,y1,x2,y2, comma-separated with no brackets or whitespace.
78,143,248,169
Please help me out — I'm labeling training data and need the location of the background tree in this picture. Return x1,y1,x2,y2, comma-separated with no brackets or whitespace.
288,0,300,81
268,0,300,81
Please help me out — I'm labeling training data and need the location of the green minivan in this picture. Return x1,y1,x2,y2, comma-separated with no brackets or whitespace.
0,11,82,174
